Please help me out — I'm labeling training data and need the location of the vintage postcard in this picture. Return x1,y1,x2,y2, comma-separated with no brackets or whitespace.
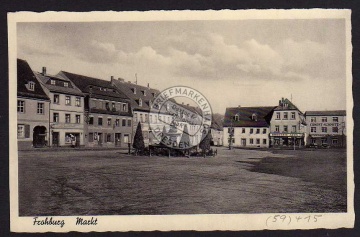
8,9,354,232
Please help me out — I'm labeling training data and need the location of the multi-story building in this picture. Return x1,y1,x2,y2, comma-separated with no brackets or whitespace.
269,98,307,148
305,110,346,147
60,72,133,148
17,59,50,149
223,106,275,148
111,78,173,146
35,68,85,147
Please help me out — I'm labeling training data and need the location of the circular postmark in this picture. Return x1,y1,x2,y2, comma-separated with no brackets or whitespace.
149,86,212,150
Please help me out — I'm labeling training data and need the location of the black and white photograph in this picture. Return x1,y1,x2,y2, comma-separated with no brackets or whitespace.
8,9,354,232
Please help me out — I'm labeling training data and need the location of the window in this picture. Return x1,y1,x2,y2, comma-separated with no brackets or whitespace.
140,114,144,123
28,81,35,91
250,138,254,144
242,128,245,133
17,125,25,138
122,103,127,111
75,97,81,107
250,128,253,134
37,103,44,114
311,138,316,144
321,138,327,144
139,98,142,107
276,112,280,120
145,114,148,122
291,112,296,120
122,119,126,126
64,82,69,87
332,139,338,145
53,94,60,104
124,134,129,143
332,127,338,133
256,139,260,144
256,128,260,134
322,127,327,133
89,117,94,125
234,115,239,121
283,112,288,120
98,117,103,126
107,118,112,126
283,125,288,133
322,117,327,122
65,96,71,105
112,103,116,110
263,128,267,134
76,115,81,124
17,100,25,113
115,119,120,127
88,133,94,142
134,113,138,122
133,88,136,94
105,102,110,110
106,134,112,142
65,114,71,123
333,117,339,122
53,113,59,123
275,125,279,132
311,117,316,122
51,79,56,85
311,127,316,133
127,119,132,127
292,125,296,133
263,139,267,145
65,133,72,143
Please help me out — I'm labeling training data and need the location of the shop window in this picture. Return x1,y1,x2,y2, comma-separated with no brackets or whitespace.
65,133,72,143
17,100,25,113
311,138,316,144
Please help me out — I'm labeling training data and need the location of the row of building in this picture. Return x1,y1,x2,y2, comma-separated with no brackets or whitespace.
223,98,346,148
17,59,223,150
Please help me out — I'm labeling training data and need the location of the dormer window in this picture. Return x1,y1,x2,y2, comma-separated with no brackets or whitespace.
64,82,69,87
139,98,142,107
132,88,136,94
28,81,35,91
151,92,155,97
234,114,239,121
142,90,146,96
50,79,56,85
252,113,257,121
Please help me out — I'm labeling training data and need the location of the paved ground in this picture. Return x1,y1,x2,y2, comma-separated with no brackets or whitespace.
18,147,347,216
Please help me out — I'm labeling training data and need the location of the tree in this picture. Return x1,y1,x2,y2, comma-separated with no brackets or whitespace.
199,129,212,157
179,124,191,157
133,122,145,155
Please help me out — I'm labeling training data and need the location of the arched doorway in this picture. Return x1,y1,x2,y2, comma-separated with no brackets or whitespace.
33,126,47,147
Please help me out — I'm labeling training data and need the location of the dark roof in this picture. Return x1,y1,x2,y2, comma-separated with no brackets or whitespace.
35,72,84,97
211,119,223,131
59,71,129,102
17,59,49,100
274,98,301,112
305,110,346,116
112,79,160,111
223,106,276,127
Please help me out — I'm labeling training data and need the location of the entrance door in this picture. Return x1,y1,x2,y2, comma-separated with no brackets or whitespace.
241,138,246,146
33,126,47,147
74,133,80,147
52,132,59,147
98,133,103,146
115,133,121,146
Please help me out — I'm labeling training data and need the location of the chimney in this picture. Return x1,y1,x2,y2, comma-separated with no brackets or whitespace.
42,67,46,75
147,83,150,88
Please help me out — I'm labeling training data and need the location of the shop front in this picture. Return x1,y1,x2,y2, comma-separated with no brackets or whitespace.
270,133,305,148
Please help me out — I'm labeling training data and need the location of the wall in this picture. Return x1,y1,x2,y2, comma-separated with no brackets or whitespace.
223,127,270,148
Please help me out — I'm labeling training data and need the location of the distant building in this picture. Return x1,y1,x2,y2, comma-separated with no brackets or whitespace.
17,59,50,149
35,68,85,147
305,110,346,147
269,98,307,148
210,119,223,146
59,72,133,148
111,78,173,146
223,106,275,148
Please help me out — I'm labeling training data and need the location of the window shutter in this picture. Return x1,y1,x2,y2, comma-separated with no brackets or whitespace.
25,124,30,138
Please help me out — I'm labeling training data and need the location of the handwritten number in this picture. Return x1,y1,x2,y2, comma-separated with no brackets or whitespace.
314,215,322,222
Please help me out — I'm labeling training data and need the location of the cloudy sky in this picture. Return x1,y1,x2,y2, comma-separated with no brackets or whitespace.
17,19,347,113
